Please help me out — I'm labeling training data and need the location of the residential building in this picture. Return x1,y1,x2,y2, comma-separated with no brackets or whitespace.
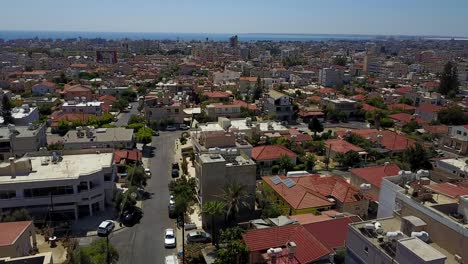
97,86,131,96
319,67,343,87
431,157,468,182
31,81,56,95
0,151,116,220
262,174,370,217
0,252,53,264
263,90,294,122
321,97,357,117
212,70,241,85
363,54,381,74
63,84,93,101
325,138,367,160
415,104,444,122
349,163,401,201
441,125,468,155
11,105,39,125
22,97,61,108
0,221,36,258
251,145,297,175
202,91,233,102
375,171,468,262
113,149,142,173
61,101,104,116
62,127,134,150
388,113,427,129
194,149,256,227
191,130,253,157
205,103,242,120
143,97,189,124
239,76,258,96
0,124,47,161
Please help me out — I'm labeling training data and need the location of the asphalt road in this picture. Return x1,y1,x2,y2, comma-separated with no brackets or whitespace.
115,102,139,127
111,131,181,264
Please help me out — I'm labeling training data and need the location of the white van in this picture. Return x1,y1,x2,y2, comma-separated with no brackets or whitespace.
165,255,179,264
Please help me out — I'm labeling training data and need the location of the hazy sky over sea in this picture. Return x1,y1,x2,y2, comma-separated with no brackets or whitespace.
1,0,467,36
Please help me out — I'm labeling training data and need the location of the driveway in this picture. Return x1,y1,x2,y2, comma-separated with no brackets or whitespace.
115,102,139,127
110,131,181,264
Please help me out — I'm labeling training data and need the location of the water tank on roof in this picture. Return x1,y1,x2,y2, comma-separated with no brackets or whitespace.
386,231,404,241
411,231,429,242
360,183,372,191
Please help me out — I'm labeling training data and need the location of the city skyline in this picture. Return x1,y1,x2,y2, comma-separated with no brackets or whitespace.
2,0,468,37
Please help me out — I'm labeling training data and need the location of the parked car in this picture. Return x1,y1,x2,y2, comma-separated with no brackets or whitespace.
144,168,151,177
153,130,160,136
186,231,212,244
168,204,176,218
169,196,175,206
179,124,190,130
97,220,115,237
164,228,176,248
127,104,132,109
166,125,177,131
121,209,143,226
172,162,179,170
171,169,179,178
165,255,179,264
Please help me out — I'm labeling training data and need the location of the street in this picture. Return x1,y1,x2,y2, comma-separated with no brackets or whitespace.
111,131,181,264
115,102,140,127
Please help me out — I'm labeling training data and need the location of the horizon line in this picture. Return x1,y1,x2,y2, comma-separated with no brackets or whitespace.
0,29,467,39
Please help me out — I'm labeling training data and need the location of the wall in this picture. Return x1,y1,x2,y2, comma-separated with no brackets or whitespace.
345,226,396,264
0,223,35,258
377,177,405,218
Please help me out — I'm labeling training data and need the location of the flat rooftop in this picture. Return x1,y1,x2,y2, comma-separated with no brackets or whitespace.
0,153,113,183
438,157,468,170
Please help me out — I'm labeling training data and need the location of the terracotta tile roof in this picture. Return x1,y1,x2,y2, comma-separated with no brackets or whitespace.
394,87,412,95
303,217,358,249
306,95,321,103
0,221,33,246
352,94,367,101
422,124,449,135
288,213,332,225
203,91,232,98
50,111,94,127
424,182,468,199
416,103,444,113
315,88,336,95
388,113,427,125
233,100,258,111
350,163,401,188
388,104,416,111
298,110,324,118
64,84,92,92
325,139,364,154
243,224,330,263
263,175,366,210
33,80,56,88
337,129,415,152
252,145,298,161
99,95,117,103
114,149,142,164
361,103,378,111
240,77,258,82
284,128,313,143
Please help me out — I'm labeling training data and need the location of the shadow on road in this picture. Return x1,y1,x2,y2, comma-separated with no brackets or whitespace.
142,145,156,158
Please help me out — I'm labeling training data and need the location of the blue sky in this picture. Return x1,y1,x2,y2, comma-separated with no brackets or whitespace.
1,0,467,36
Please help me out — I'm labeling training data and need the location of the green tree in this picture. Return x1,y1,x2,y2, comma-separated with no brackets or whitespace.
335,151,361,168
71,238,119,264
2,208,31,222
121,89,137,102
439,61,459,98
126,123,145,132
220,181,250,224
58,120,70,133
113,187,137,212
302,153,316,171
366,96,387,109
402,144,432,172
136,127,152,145
438,106,468,125
253,76,263,101
2,95,13,125
112,99,129,111
260,200,282,219
399,97,413,106
202,201,226,245
308,117,324,136
128,114,145,125
402,120,421,134
215,227,248,264
184,243,206,264
126,166,147,188
278,154,294,173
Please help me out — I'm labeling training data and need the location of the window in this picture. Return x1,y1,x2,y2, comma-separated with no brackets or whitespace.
24,186,74,198
0,190,16,199
457,130,461,135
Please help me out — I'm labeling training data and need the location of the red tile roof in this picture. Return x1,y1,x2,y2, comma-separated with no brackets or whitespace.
361,103,378,111
352,94,367,101
325,139,364,154
243,225,330,263
240,77,258,82
33,80,56,88
99,95,117,103
350,164,401,188
316,88,336,95
395,87,412,95
233,100,258,111
263,175,366,210
50,111,95,128
388,113,427,125
0,221,33,246
388,104,416,111
203,91,232,98
303,217,357,249
306,96,321,103
422,124,449,135
114,149,142,164
298,110,324,118
284,129,313,143
424,182,468,199
252,145,298,161
416,104,444,113
288,213,333,225
337,129,415,152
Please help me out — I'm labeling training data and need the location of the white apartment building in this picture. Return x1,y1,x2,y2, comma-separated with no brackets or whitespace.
0,151,116,220
11,105,39,126
0,124,47,161
319,67,343,87
61,101,104,116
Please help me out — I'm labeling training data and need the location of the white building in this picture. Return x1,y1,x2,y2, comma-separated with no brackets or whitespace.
11,105,39,126
319,67,343,87
212,70,241,85
0,151,116,220
62,127,135,150
98,86,131,96
61,101,104,116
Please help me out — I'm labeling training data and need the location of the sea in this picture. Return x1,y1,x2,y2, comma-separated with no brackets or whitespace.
1,31,464,42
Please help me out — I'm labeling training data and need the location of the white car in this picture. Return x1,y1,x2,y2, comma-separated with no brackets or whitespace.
127,104,132,109
164,228,176,248
169,195,175,205
144,168,151,177
97,220,115,237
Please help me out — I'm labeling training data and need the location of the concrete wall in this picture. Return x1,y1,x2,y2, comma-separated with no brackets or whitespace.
350,174,381,201
377,177,405,218
345,226,395,264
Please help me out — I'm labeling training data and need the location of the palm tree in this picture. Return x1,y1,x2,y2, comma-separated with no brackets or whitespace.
202,200,226,245
220,181,250,224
